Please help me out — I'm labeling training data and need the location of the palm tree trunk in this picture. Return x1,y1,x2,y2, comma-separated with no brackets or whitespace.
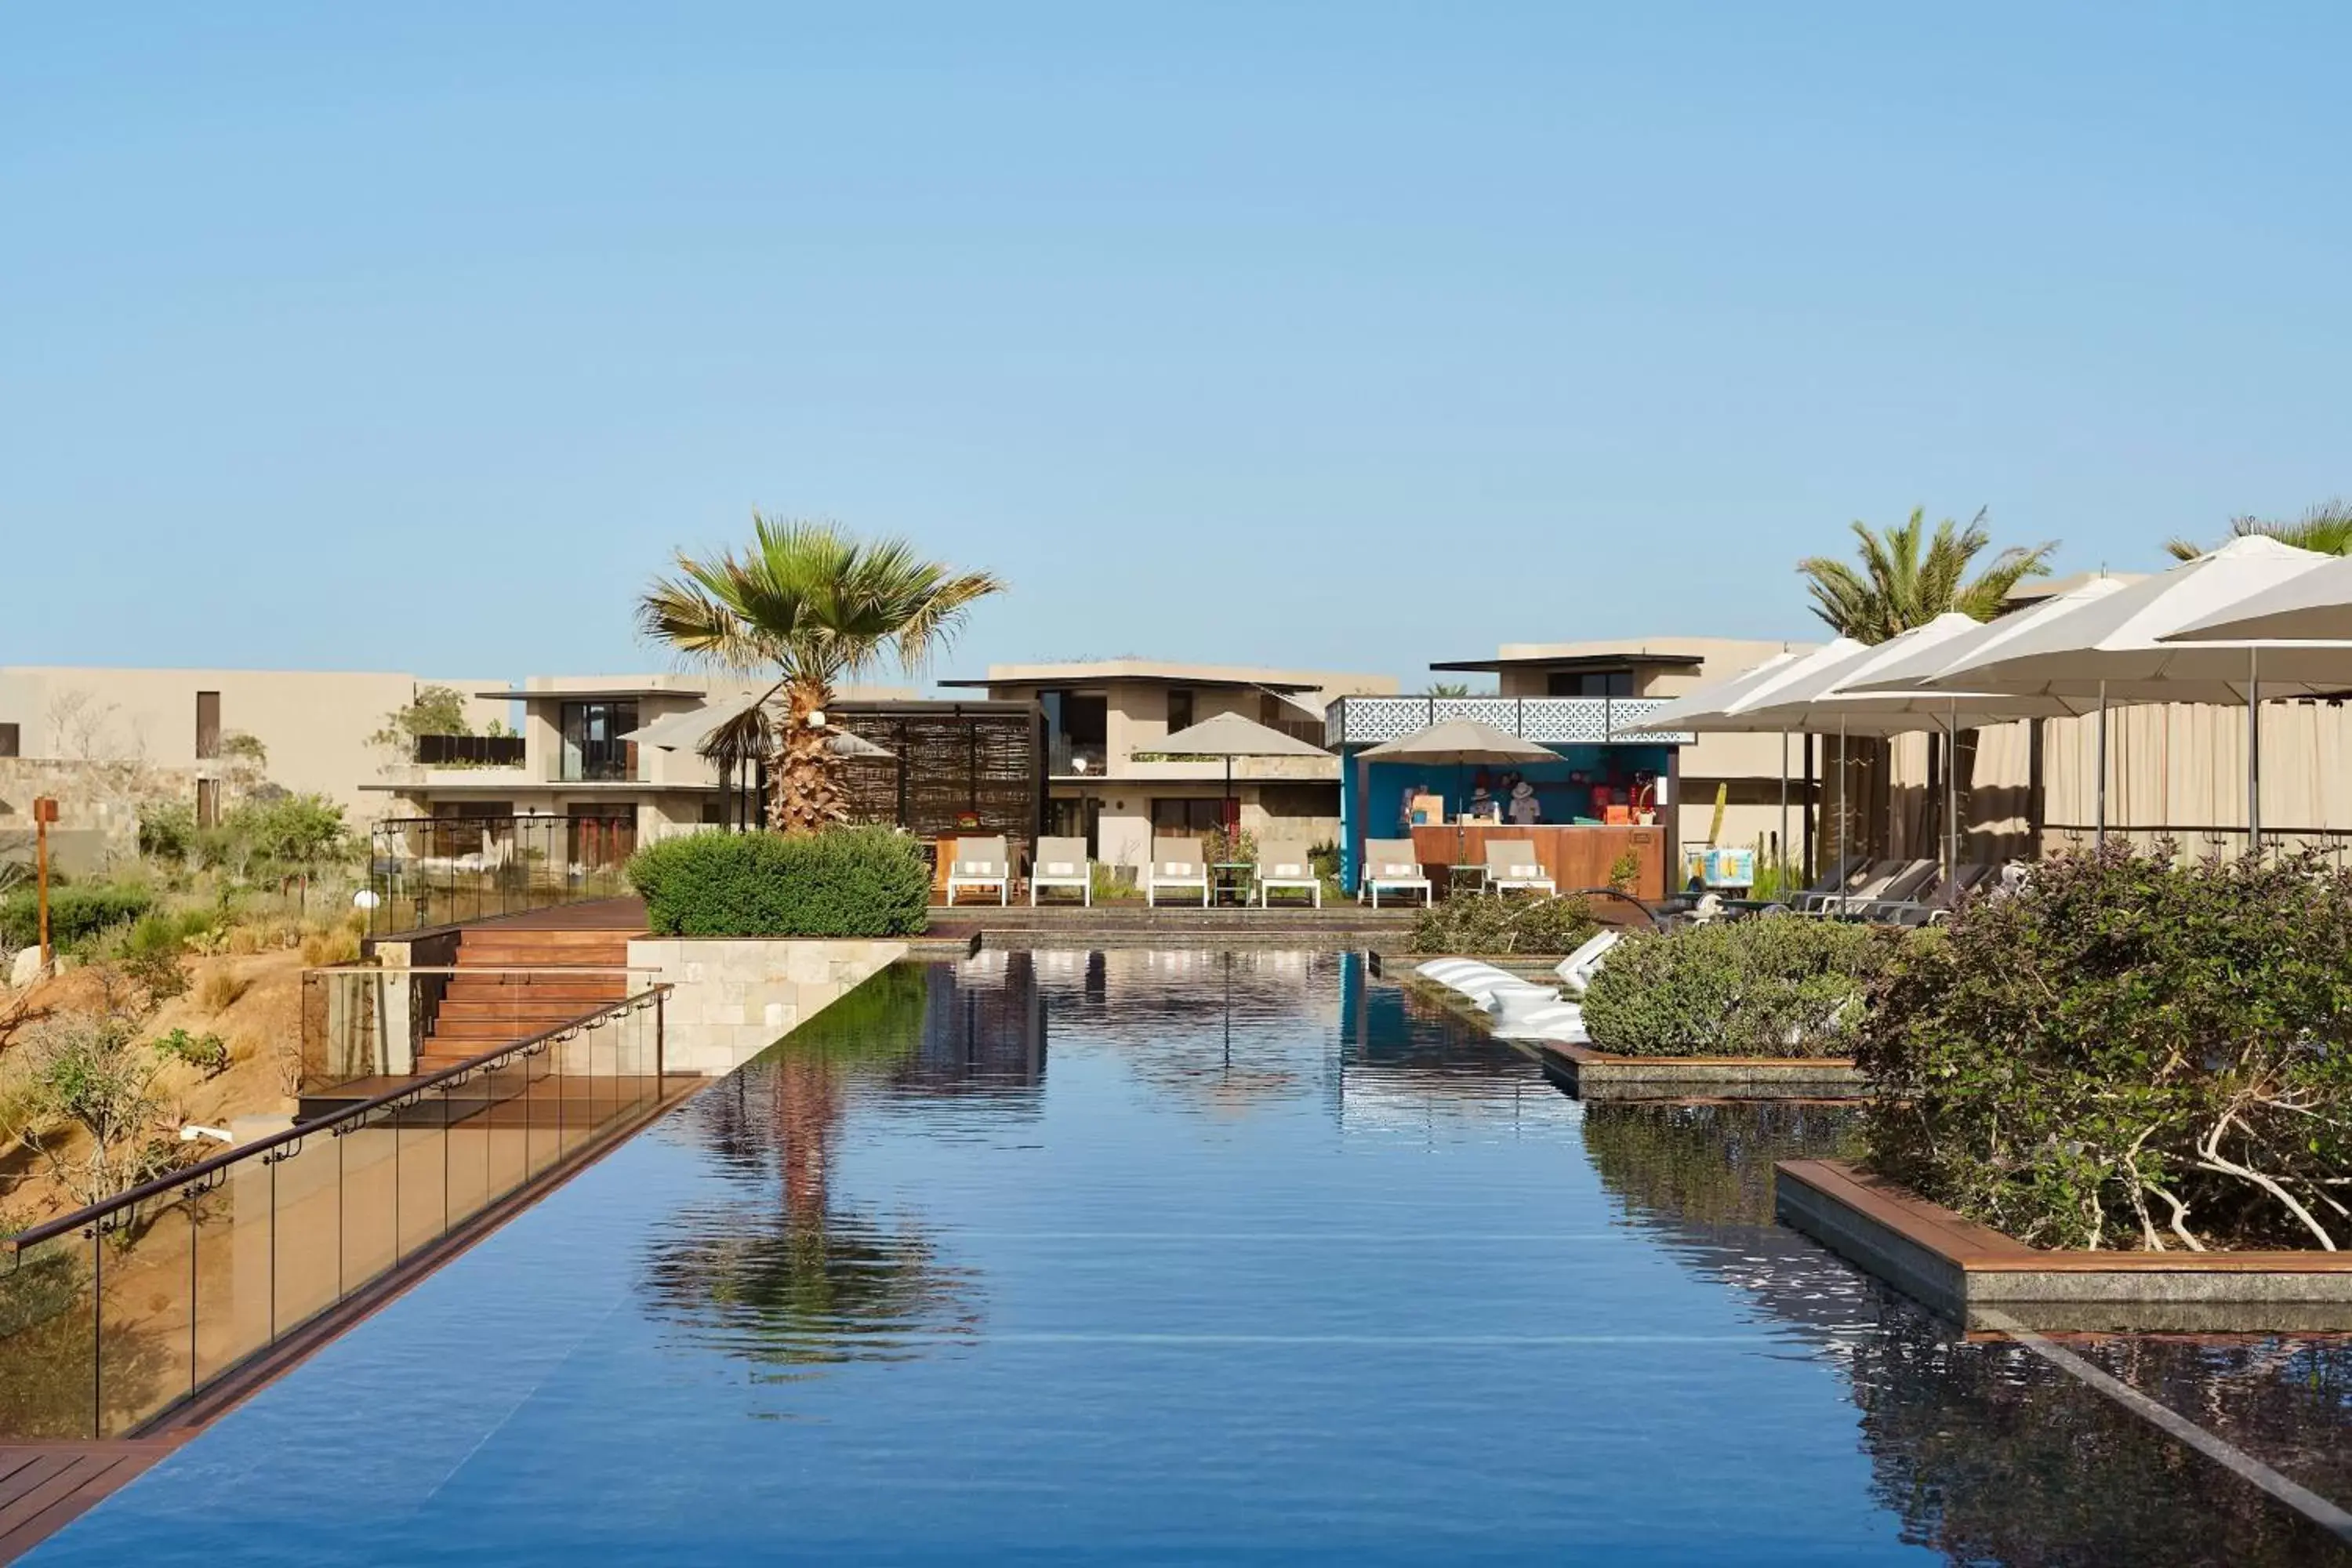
767,677,850,835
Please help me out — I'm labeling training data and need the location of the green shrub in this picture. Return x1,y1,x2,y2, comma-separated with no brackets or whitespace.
138,801,198,863
1857,844,2352,1252
1581,915,1895,1058
628,827,931,938
152,1027,230,1078
1407,894,1596,956
0,884,157,953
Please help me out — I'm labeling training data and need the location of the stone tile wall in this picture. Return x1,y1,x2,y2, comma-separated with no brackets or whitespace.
626,937,910,1074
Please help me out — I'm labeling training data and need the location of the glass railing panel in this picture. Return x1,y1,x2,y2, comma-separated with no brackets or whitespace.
188,1174,255,1392
266,1132,345,1341
395,1106,449,1264
94,1190,201,1437
334,1114,404,1307
0,1230,99,1439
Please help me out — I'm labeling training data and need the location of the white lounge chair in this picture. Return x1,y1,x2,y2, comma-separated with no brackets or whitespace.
1029,836,1092,906
1358,839,1432,907
944,836,1011,906
1485,840,1556,896
1145,836,1210,907
1554,929,1621,996
1256,840,1321,909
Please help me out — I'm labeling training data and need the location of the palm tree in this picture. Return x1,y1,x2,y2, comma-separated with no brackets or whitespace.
2164,498,2352,561
1796,507,2056,645
638,516,1006,833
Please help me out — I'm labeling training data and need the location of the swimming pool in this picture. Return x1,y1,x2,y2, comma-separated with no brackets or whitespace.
30,950,2351,1564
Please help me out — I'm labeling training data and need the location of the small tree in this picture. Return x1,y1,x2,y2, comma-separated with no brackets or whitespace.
14,1009,174,1210
368,683,479,769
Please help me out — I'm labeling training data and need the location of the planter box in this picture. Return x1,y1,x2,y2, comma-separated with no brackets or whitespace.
1776,1159,2352,1333
1537,1041,1863,1103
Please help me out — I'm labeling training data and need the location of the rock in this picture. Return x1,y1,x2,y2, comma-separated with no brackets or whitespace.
7,946,44,989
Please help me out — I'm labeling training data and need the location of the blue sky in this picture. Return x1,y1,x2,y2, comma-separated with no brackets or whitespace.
5,3,2346,689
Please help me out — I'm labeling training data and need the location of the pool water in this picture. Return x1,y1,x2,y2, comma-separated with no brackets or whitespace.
32,951,2351,1565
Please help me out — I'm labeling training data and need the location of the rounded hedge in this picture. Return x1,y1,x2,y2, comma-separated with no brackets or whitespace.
626,827,931,938
1580,914,1895,1059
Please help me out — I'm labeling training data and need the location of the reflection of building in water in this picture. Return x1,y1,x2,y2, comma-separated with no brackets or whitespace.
891,951,1047,1094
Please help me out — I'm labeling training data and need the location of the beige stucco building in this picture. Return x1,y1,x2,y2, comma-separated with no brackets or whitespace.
942,660,1399,871
367,673,924,845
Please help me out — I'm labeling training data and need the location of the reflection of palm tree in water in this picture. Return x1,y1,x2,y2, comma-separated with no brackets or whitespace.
776,1051,841,1225
642,973,982,1370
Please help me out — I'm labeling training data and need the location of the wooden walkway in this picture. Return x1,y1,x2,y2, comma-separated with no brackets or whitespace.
0,1443,173,1563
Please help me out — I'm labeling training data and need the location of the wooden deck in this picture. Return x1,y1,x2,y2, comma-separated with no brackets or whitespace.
0,1443,173,1563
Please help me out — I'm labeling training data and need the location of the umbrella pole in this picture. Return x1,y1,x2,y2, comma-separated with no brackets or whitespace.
1778,731,1789,890
1838,717,1847,873
2094,681,2108,852
1944,702,1958,876
2249,646,2262,856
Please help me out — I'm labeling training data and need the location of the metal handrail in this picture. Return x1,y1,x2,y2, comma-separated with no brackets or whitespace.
3,983,672,1254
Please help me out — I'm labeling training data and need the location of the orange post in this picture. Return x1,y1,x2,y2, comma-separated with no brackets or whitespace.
32,796,58,973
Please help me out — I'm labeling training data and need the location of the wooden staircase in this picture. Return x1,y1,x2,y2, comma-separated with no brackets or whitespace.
415,925,633,1073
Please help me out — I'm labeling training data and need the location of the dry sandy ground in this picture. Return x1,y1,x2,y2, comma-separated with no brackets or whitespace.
0,949,306,1230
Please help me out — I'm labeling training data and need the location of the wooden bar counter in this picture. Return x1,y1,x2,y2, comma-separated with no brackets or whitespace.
1410,822,1670,903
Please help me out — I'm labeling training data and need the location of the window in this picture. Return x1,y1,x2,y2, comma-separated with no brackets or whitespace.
1166,688,1195,733
1548,670,1633,697
560,700,640,781
1150,797,1223,834
195,691,222,760
195,779,220,829
0,723,16,758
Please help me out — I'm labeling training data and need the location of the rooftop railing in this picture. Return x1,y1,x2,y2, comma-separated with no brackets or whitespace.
412,733,527,768
0,986,671,1442
1323,695,1693,747
365,814,641,938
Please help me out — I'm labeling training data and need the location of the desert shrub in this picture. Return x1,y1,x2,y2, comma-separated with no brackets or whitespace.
1581,914,1896,1058
628,827,931,938
195,967,250,1012
299,926,361,967
1408,894,1596,955
116,916,191,1004
138,801,198,863
0,883,156,952
1857,844,2352,1252
152,1027,230,1078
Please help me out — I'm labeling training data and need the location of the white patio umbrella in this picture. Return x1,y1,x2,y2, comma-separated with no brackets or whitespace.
1609,648,1807,868
1617,641,1871,884
1730,615,2102,870
1153,710,1330,843
1863,537,2343,850
2162,550,2352,643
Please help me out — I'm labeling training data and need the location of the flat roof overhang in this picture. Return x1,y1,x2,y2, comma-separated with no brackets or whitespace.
939,676,1319,694
358,780,725,793
1426,652,1708,675
473,688,698,702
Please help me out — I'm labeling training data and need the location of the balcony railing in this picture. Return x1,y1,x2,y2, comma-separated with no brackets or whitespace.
414,733,526,768
1047,739,1109,777
0,986,670,1441
365,815,642,938
1323,695,1693,747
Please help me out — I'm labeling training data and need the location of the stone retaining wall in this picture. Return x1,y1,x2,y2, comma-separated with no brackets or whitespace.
628,937,909,1074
